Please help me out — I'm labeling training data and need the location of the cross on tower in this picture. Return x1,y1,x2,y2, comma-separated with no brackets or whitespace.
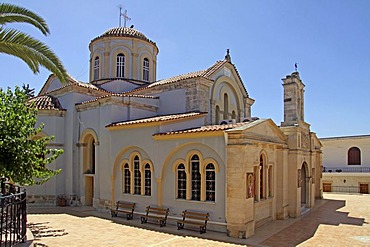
119,6,131,27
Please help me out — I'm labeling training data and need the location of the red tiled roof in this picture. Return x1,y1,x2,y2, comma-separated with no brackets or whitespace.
39,74,110,96
106,112,206,128
91,27,157,47
145,70,212,88
78,94,159,105
28,95,65,111
123,59,248,96
153,122,249,136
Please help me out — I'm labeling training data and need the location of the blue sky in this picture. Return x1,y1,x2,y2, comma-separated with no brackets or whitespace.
1,1,369,138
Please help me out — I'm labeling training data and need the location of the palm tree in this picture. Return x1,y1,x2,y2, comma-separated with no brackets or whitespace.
0,3,67,83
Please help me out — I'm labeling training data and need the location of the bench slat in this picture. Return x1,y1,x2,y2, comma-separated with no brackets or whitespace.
141,206,169,227
111,201,135,220
177,210,209,234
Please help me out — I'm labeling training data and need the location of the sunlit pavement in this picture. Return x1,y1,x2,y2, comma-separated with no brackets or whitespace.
24,193,370,246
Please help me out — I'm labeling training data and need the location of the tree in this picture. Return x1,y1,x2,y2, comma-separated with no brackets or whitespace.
22,83,35,98
0,3,68,83
0,87,63,185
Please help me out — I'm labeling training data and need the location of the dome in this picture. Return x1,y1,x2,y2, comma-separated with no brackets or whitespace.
91,27,156,46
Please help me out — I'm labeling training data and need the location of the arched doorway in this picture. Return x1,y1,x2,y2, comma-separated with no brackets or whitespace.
80,130,98,206
84,135,95,206
301,162,309,207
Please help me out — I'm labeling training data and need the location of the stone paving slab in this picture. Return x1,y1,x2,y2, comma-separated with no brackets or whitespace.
25,193,370,247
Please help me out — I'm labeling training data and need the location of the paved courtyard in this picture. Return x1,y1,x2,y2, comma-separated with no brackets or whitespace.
25,193,370,246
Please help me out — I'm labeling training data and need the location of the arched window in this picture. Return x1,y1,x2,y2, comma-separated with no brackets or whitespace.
231,110,236,120
143,58,149,82
116,53,125,78
205,163,215,201
268,166,272,197
94,57,99,80
223,93,229,119
124,163,130,194
215,105,220,124
177,164,186,199
260,155,265,199
144,164,151,196
133,156,141,195
348,147,361,165
191,155,201,201
88,137,95,174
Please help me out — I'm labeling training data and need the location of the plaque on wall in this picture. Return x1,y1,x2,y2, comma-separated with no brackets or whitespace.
302,132,309,148
246,173,254,199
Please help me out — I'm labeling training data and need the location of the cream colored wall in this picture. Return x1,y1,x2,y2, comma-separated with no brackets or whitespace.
89,37,158,82
210,70,247,124
321,136,370,192
109,126,227,224
225,120,289,238
323,173,370,188
321,136,370,168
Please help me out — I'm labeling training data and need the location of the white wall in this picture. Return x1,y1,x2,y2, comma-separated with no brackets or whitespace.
321,136,370,168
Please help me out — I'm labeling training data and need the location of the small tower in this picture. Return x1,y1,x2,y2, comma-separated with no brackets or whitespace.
281,72,305,127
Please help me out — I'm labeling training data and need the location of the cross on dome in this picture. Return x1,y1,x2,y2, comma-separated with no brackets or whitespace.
119,6,131,27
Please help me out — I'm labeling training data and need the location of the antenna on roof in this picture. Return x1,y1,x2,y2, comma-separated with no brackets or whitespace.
118,5,131,27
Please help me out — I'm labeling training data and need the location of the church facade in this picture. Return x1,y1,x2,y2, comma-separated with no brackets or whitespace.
27,26,322,238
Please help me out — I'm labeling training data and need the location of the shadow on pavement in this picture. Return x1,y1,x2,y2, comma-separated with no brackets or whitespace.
261,199,365,246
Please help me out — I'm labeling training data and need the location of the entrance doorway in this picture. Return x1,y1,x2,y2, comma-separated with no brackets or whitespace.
359,183,369,194
85,176,94,206
301,162,309,207
323,183,332,192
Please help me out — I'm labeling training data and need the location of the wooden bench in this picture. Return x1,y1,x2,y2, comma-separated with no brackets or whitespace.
141,206,169,227
177,210,209,234
111,201,135,220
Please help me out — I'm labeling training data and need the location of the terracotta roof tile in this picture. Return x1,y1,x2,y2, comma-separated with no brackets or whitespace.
106,112,206,128
78,94,159,105
39,75,110,96
122,59,248,96
153,122,249,136
145,70,211,88
91,27,157,46
28,95,65,111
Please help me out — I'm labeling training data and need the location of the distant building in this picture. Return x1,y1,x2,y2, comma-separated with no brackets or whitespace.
320,135,370,194
27,26,322,238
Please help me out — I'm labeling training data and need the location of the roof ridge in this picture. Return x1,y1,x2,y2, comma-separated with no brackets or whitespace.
77,93,159,106
91,27,157,46
106,112,207,128
28,95,65,111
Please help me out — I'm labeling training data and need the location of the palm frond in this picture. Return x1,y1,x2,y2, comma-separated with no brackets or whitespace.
0,28,67,82
0,3,49,35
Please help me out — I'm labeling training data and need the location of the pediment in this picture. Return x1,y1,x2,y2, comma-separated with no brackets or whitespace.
227,119,287,144
38,74,64,95
207,62,249,98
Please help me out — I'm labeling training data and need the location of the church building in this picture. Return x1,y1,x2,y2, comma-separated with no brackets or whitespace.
27,26,322,238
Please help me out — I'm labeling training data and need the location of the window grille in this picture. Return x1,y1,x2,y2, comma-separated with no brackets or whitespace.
144,164,151,196
177,164,186,199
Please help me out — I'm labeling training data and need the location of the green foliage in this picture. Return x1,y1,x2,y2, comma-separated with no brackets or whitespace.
0,3,67,83
0,87,63,185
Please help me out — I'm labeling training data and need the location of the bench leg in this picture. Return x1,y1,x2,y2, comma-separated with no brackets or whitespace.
141,217,147,224
177,222,184,230
127,213,133,220
111,211,117,217
200,225,206,234
160,220,166,227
